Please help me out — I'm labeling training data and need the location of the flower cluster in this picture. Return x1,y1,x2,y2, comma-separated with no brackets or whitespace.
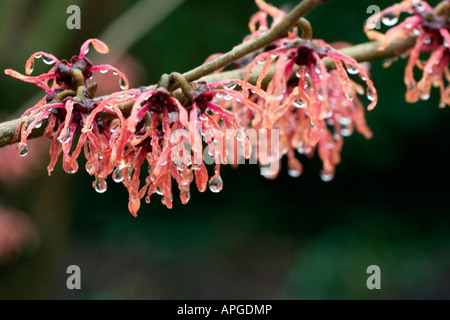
4,0,380,216
208,0,377,181
365,0,450,107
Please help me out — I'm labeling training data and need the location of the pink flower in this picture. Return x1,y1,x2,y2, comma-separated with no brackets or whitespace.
4,39,130,177
112,82,250,216
365,0,450,107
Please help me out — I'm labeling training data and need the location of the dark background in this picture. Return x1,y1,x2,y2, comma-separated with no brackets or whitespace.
0,0,449,299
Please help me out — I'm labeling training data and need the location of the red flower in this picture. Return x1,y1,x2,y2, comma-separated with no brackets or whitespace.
4,39,130,177
365,0,450,107
112,82,250,216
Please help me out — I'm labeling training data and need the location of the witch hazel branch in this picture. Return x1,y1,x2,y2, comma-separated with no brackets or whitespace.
1,0,449,217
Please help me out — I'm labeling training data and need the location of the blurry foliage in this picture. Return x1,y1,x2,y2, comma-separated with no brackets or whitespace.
0,0,449,299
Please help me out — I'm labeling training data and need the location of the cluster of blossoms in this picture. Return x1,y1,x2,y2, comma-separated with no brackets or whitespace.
5,40,251,216
365,0,450,107
5,0,381,216
208,0,377,180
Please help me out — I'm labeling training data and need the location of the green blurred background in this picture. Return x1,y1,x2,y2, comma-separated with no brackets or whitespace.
0,0,449,299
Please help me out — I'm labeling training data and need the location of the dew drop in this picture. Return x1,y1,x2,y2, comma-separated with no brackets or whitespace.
68,161,78,174
16,142,28,157
112,71,118,76
339,117,352,126
35,55,42,59
58,128,71,144
346,64,360,75
288,168,301,178
270,53,278,59
341,128,352,136
86,163,94,175
224,94,233,101
257,59,266,65
293,99,306,108
366,87,376,101
100,69,108,74
35,119,42,128
320,171,334,182
224,81,237,90
112,168,124,183
120,77,127,90
42,56,55,65
84,46,90,55
381,12,398,26
208,175,223,193
216,92,223,99
93,177,107,193
296,71,301,78
29,61,34,73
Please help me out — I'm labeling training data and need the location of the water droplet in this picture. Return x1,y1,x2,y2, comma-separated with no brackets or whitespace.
270,53,278,59
120,77,127,90
42,56,55,65
17,142,28,157
346,64,359,75
86,163,94,174
112,168,124,183
339,117,352,126
68,161,78,174
257,59,266,65
224,94,233,101
288,168,301,177
320,171,334,182
216,92,223,99
424,37,432,45
181,187,191,203
381,12,398,26
156,187,163,196
296,71,301,78
293,99,306,108
93,177,107,193
420,92,430,101
341,128,351,136
35,55,42,59
29,61,34,73
100,69,108,74
112,71,118,76
58,128,71,144
35,119,42,128
208,175,223,193
224,82,237,90
366,87,376,101
84,46,90,55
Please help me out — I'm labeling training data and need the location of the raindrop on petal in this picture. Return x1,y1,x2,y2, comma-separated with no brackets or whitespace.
320,171,334,182
381,12,398,26
366,87,376,101
293,99,306,108
93,177,107,193
346,64,360,75
43,56,55,65
208,175,223,193
58,128,71,144
112,168,124,183
120,77,127,90
224,82,237,90
17,142,28,157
